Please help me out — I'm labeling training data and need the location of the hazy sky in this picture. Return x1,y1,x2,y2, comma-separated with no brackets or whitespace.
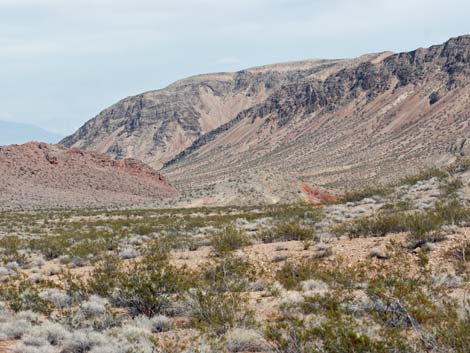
1,0,469,135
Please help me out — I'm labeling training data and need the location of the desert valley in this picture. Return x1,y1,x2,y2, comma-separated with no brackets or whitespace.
0,33,470,353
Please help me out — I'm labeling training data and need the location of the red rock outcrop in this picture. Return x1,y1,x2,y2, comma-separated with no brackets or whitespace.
300,182,342,205
0,142,177,210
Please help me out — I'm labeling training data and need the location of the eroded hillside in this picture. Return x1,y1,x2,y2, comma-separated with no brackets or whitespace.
0,142,176,210
62,35,470,206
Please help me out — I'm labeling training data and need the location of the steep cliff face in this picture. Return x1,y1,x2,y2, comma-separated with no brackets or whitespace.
61,57,375,169
63,36,470,206
161,36,470,205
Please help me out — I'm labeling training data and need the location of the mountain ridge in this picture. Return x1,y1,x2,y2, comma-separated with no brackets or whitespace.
62,35,470,206
0,120,63,146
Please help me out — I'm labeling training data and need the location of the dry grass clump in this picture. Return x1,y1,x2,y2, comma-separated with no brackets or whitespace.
224,328,270,352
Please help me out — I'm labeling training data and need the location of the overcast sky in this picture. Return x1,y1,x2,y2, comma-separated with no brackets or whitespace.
1,0,469,135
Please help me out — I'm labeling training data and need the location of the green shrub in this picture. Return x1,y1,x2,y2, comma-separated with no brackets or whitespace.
400,168,448,186
275,262,314,290
188,289,253,335
405,211,444,246
343,185,393,203
211,226,249,256
265,315,411,353
441,177,464,196
434,199,470,225
259,222,316,243
0,277,53,314
333,212,407,238
202,256,256,292
88,257,190,317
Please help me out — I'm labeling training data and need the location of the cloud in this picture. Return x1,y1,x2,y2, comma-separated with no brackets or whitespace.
0,0,468,133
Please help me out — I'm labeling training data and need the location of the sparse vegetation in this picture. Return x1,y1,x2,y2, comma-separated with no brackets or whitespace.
343,185,393,202
259,221,316,243
0,164,469,352
400,167,448,186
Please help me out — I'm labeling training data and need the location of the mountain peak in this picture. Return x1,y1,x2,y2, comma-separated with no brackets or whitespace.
61,35,470,206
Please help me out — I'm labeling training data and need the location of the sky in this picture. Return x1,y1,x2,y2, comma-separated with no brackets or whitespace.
1,0,469,136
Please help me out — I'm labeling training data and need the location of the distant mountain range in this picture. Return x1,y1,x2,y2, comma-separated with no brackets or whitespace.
61,34,470,206
0,120,63,146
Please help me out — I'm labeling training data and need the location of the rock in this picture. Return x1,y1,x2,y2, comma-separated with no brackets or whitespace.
421,242,436,252
370,246,389,259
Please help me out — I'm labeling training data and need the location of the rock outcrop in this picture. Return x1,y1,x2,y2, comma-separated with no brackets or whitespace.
0,142,176,210
62,35,470,206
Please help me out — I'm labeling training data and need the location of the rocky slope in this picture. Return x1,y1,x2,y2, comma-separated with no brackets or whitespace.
61,56,379,170
0,142,176,210
63,35,470,206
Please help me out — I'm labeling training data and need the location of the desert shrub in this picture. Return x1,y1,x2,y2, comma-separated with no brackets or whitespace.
434,199,470,225
449,242,470,263
448,157,470,174
86,254,190,317
187,257,256,334
332,212,407,238
300,279,329,292
61,329,106,353
18,322,71,351
210,226,249,256
265,315,410,353
202,256,256,293
80,295,109,317
86,255,122,298
148,314,173,332
0,236,27,265
259,222,316,243
400,168,447,186
187,288,253,335
118,246,139,260
429,91,440,105
275,262,315,290
38,288,71,309
334,199,470,240
276,259,363,291
381,200,413,212
441,177,464,196
110,264,189,317
225,328,270,352
343,185,393,203
405,210,444,246
0,317,32,339
141,237,171,264
0,279,52,314
436,304,470,353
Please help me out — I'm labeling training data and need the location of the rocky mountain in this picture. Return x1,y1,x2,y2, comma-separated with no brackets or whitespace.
62,35,470,206
0,142,176,210
61,56,378,169
0,120,63,146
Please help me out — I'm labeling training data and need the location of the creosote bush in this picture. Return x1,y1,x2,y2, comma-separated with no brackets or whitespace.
210,226,249,256
400,167,448,186
333,199,470,243
259,222,316,243
343,185,393,203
